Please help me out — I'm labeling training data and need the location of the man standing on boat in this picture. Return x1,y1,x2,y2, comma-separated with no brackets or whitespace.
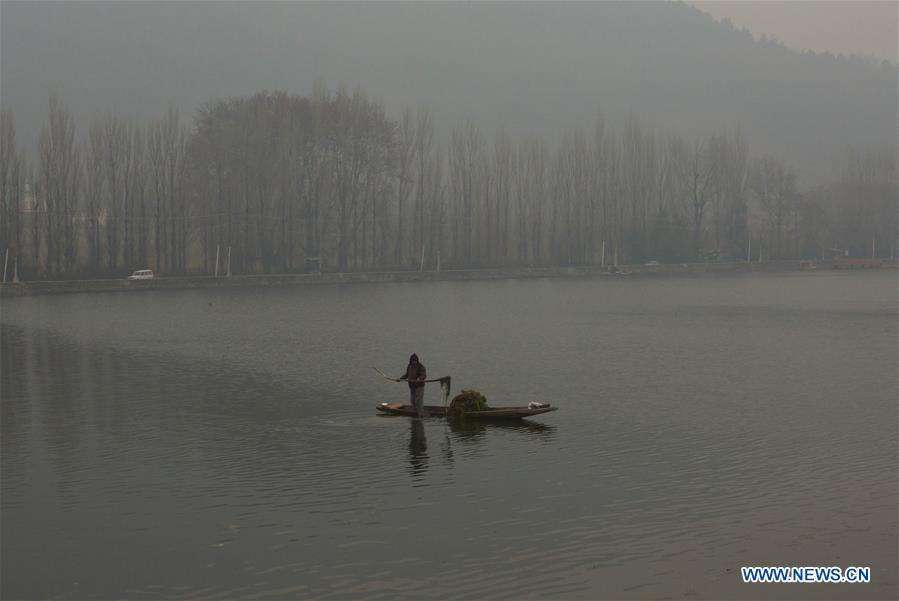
399,353,427,417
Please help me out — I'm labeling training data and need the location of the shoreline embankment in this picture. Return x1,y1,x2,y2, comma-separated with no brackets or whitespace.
0,260,892,297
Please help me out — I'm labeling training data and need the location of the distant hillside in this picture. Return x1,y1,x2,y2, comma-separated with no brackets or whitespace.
2,1,896,185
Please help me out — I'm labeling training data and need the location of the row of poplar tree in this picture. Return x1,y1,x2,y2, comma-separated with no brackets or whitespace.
0,85,896,279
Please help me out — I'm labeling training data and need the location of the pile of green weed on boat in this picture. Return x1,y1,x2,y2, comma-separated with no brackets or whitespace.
448,389,490,419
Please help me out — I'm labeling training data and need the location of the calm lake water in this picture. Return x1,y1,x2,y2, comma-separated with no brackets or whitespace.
2,271,896,600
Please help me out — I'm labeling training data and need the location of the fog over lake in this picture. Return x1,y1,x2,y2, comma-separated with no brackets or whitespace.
1,1,897,599
2,272,896,599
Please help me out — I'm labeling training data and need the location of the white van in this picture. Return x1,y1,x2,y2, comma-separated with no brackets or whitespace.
127,270,154,281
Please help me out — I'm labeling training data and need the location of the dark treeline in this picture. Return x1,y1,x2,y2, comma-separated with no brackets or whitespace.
1,86,896,279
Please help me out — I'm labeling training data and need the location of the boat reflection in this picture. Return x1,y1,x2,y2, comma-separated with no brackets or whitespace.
447,418,556,441
395,415,557,480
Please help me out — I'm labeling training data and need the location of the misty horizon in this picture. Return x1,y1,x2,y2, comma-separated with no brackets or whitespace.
2,1,897,187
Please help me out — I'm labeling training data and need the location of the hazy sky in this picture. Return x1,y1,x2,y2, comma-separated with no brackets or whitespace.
1,0,895,186
690,1,898,63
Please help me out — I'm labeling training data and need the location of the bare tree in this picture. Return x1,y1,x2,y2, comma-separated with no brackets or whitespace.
835,145,897,258
707,128,749,258
394,108,415,266
1,109,23,272
514,138,548,265
491,129,513,264
37,93,81,275
620,117,656,261
749,154,796,260
84,120,105,272
100,114,127,271
449,121,483,265
125,126,148,270
413,106,433,266
673,136,715,260
148,108,187,273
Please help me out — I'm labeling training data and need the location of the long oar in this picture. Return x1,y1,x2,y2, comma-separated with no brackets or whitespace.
371,367,450,385
372,366,401,382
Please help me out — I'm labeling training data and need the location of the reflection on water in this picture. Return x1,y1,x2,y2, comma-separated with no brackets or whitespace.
1,272,896,600
403,416,557,482
397,415,557,482
447,417,556,440
408,419,428,480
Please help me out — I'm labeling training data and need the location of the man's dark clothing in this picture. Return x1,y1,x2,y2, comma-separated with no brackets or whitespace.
401,362,427,389
400,359,427,416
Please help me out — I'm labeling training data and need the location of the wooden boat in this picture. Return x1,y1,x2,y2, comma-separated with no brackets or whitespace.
376,402,558,420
